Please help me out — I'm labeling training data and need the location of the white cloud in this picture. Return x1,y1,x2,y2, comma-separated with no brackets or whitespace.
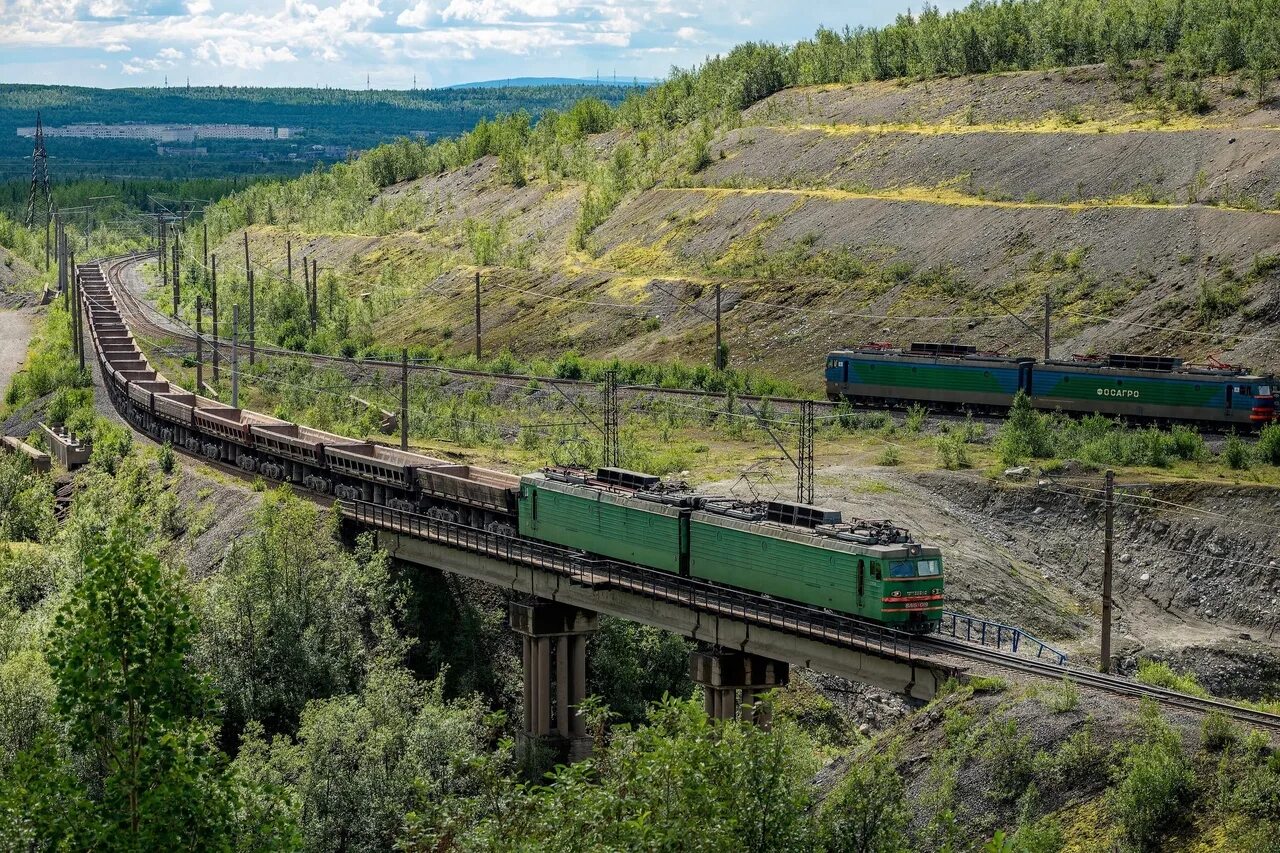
0,0,892,87
194,38,297,69
395,0,432,27
87,0,130,18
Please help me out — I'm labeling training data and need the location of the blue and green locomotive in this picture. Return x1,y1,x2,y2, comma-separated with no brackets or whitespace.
826,343,1276,428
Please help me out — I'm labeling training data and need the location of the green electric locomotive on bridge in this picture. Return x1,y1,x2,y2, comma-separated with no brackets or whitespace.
826,342,1277,428
518,467,944,632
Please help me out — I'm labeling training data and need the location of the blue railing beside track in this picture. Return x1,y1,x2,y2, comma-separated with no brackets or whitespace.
939,611,1068,664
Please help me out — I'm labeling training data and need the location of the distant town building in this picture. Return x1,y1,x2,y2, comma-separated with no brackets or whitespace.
16,123,299,142
157,146,209,157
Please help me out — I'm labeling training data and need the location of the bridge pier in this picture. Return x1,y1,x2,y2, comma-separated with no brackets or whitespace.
509,600,598,762
689,648,789,727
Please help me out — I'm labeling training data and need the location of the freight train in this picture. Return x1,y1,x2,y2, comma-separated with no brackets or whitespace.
826,342,1276,428
79,263,945,633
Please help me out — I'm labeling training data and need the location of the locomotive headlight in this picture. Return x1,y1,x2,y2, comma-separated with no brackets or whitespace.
892,590,901,597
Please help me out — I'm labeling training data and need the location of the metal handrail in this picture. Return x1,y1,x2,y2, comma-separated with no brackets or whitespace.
939,611,1068,664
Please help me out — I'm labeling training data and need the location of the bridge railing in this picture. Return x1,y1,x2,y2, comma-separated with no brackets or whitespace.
339,499,924,664
938,611,1068,664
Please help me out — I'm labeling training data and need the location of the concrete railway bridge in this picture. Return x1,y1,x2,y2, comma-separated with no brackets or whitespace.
59,253,1280,762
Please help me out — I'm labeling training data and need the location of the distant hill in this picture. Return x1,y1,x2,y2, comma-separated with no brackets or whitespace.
448,77,655,89
0,82,638,182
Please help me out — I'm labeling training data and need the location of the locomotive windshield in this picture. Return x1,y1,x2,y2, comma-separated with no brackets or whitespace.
1260,385,1273,397
887,558,943,578
888,561,914,578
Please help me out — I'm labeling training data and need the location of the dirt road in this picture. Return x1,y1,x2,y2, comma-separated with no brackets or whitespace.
0,309,34,398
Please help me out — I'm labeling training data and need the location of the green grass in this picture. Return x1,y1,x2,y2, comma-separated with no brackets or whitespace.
1134,660,1210,698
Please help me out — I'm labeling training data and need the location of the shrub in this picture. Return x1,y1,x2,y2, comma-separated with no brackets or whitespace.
1109,708,1195,851
877,445,902,466
1256,423,1280,466
89,421,133,476
969,676,1007,694
1033,724,1107,790
157,442,176,475
936,433,971,470
1223,433,1251,470
553,351,585,380
1169,425,1207,461
818,750,911,853
984,718,1034,803
1040,678,1080,713
1200,711,1238,752
998,391,1054,464
1135,660,1210,698
905,403,929,433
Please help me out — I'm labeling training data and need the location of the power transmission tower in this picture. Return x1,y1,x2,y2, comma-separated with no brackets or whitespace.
797,400,815,505
25,112,55,228
602,370,620,468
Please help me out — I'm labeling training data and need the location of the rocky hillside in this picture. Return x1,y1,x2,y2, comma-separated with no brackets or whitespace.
224,64,1280,388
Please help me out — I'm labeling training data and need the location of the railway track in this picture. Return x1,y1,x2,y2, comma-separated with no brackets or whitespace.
920,635,1280,731
101,255,1258,444
88,254,1280,731
100,254,1001,425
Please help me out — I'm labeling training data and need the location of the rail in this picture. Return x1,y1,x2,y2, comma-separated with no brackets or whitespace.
339,498,926,666
940,611,1068,665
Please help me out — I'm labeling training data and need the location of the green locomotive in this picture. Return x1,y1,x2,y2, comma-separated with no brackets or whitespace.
517,467,944,631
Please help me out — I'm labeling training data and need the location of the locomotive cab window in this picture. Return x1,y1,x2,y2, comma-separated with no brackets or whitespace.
888,560,914,578
917,559,942,577
1260,385,1273,396
871,563,882,580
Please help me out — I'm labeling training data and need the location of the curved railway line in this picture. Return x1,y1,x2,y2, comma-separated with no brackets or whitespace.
84,253,1280,732
104,254,827,404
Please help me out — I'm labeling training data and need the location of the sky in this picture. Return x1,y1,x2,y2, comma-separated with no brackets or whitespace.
0,0,939,90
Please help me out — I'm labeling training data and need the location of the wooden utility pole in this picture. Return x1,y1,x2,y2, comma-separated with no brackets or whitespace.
158,217,167,285
1043,290,1051,361
71,253,84,371
248,269,256,366
400,348,409,451
715,282,724,370
210,253,220,382
195,294,204,391
55,215,65,308
474,271,482,360
45,218,50,271
310,259,319,333
231,304,240,408
172,235,181,318
67,244,77,359
287,240,293,283
1100,469,1115,674
303,257,311,328
243,232,255,366
202,220,208,271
